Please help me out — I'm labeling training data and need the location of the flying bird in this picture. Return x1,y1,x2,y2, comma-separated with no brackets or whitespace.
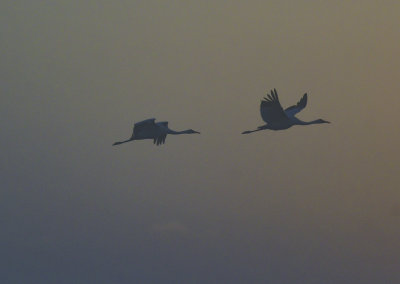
242,89,330,134
113,118,200,146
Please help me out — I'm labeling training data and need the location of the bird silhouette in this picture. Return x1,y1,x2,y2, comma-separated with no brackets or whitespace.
242,89,330,134
113,118,200,146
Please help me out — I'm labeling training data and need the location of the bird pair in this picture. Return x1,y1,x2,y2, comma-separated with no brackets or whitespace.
113,89,330,146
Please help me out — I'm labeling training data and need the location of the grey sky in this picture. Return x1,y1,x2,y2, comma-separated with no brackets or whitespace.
1,1,400,283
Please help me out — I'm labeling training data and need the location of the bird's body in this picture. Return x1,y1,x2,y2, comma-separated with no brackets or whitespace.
113,118,199,146
242,89,329,134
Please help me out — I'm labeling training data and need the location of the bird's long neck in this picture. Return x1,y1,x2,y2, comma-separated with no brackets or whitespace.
113,138,133,146
167,129,192,135
295,118,322,125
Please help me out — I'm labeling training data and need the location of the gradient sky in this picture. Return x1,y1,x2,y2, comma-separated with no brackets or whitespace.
1,1,400,283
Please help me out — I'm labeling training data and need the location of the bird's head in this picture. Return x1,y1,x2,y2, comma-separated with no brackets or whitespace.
317,119,330,124
187,129,200,134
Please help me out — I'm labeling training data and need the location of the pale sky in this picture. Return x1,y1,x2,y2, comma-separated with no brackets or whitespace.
1,1,400,283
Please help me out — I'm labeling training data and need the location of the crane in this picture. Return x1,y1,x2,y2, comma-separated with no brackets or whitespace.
113,118,200,146
242,89,330,134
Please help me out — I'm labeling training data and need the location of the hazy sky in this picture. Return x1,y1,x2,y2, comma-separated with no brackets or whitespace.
1,1,400,283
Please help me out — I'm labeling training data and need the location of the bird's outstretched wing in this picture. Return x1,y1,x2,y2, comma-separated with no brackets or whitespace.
284,93,308,117
132,118,157,138
151,121,168,145
157,121,169,128
260,89,288,123
153,134,167,145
